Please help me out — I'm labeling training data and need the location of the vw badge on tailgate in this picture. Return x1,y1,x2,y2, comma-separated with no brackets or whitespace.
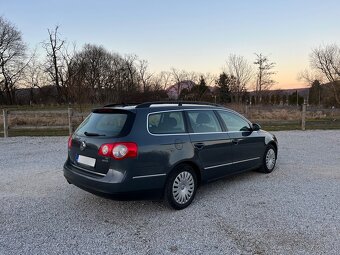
80,141,86,151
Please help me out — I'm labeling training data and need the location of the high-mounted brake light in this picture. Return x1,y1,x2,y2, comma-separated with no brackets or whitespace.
68,135,73,149
98,142,138,160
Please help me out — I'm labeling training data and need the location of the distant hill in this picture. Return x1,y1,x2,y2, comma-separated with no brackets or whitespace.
166,80,196,99
166,80,311,99
249,88,309,97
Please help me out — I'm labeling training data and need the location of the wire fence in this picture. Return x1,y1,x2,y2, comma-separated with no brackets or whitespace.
1,108,89,137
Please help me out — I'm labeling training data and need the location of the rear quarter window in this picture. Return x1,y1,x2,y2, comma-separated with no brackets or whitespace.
148,111,186,134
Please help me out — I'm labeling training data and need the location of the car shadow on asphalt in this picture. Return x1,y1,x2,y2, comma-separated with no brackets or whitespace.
63,168,273,216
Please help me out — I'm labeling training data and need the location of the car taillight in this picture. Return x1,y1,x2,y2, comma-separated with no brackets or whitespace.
68,135,73,149
98,142,138,160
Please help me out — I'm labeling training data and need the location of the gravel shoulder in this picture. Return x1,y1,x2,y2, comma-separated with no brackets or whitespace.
0,130,339,255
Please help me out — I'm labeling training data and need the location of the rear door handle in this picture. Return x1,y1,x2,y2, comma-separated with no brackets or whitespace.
194,143,205,150
232,139,239,145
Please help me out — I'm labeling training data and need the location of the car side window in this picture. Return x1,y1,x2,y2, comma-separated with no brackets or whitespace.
187,110,222,133
148,111,186,134
218,111,251,132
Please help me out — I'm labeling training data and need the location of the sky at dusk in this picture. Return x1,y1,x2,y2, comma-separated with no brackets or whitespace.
1,0,340,89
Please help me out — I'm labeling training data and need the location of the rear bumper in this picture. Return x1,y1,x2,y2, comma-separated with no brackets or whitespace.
63,161,166,200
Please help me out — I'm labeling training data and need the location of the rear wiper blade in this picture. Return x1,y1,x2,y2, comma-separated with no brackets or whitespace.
84,131,105,136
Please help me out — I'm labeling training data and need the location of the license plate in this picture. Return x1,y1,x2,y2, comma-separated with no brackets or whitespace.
76,155,96,167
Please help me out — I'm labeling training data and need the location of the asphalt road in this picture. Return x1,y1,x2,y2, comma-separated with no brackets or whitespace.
0,131,339,254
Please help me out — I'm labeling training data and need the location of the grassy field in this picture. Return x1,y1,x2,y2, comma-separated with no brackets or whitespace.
6,129,69,137
1,104,96,112
1,104,340,137
259,118,340,131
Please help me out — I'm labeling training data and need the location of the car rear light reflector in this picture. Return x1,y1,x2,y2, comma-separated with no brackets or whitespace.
113,144,128,158
101,145,109,155
98,142,138,160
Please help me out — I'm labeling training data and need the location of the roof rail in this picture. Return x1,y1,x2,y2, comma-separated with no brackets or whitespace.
103,103,137,107
135,101,222,108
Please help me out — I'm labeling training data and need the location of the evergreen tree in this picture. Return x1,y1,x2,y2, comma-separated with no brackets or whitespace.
288,91,304,106
197,76,208,99
189,76,208,100
216,72,232,103
308,80,322,106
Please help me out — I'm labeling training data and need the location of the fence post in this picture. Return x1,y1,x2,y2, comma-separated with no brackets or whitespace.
68,107,73,135
245,105,249,116
301,100,307,131
3,109,9,138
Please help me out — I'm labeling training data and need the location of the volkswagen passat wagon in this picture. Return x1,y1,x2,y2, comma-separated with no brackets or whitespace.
64,101,278,209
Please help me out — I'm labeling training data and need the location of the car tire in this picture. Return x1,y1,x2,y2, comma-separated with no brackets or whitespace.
165,164,197,210
259,144,277,174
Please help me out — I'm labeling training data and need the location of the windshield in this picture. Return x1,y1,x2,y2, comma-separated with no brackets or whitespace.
75,112,131,137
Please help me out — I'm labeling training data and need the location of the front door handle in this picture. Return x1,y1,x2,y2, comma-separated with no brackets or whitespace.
194,143,205,150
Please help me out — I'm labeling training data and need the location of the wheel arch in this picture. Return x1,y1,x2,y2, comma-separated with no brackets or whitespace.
163,160,201,209
166,160,202,187
267,141,278,155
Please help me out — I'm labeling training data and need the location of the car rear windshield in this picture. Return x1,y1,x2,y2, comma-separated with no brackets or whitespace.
75,110,134,137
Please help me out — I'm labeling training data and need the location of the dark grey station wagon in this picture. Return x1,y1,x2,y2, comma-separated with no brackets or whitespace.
64,101,278,209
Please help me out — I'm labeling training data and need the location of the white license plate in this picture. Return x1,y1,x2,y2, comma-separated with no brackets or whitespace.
76,155,96,167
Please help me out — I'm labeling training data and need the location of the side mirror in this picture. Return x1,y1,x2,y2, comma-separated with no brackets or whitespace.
252,123,261,131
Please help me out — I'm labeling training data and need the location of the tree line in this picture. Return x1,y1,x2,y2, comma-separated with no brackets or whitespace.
299,44,340,107
1,16,339,106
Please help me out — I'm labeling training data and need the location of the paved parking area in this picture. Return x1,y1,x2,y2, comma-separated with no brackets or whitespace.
0,130,339,254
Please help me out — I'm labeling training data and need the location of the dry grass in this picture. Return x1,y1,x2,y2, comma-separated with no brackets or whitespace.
248,108,301,121
11,113,68,126
226,104,338,121
2,111,88,128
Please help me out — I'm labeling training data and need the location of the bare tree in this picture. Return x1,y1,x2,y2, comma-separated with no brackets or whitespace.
68,44,113,103
226,54,253,103
201,72,217,87
0,16,28,104
149,71,171,92
123,54,138,91
186,71,199,84
310,44,340,104
43,26,69,103
67,44,143,104
158,71,172,90
66,53,88,106
137,59,153,92
254,53,276,104
24,51,49,104
170,68,189,99
298,69,324,85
